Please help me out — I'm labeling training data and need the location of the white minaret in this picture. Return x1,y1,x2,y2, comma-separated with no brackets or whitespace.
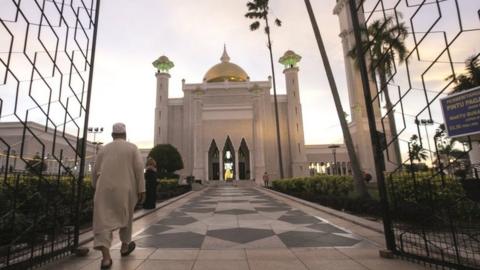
280,50,308,177
152,55,174,145
334,0,397,177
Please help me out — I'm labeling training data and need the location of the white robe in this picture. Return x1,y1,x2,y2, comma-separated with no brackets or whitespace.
92,139,145,235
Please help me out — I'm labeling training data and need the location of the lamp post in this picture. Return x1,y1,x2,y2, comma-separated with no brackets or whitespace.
419,119,434,166
87,127,103,143
328,144,340,175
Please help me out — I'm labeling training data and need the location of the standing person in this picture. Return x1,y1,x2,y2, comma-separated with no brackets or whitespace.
263,171,270,188
143,157,158,209
92,123,145,269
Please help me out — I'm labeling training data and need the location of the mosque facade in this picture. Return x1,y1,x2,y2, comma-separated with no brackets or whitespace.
152,47,311,184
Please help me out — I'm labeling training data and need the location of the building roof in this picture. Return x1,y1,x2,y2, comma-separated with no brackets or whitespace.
203,46,249,83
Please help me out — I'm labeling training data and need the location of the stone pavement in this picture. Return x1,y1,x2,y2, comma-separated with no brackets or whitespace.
41,186,427,270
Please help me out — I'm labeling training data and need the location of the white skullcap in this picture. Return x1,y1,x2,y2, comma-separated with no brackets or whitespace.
112,122,126,134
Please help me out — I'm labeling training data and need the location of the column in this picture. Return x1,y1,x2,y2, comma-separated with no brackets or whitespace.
205,151,209,182
235,150,240,180
250,87,266,184
249,150,254,180
219,151,224,181
192,91,204,179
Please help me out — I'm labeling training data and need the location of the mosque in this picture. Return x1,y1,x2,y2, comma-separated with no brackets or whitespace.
151,47,352,184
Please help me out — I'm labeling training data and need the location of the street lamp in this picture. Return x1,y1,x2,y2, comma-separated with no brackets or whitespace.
87,127,104,143
328,144,340,175
419,119,434,166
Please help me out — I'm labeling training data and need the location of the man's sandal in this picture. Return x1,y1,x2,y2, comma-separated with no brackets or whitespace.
120,241,136,257
100,258,112,269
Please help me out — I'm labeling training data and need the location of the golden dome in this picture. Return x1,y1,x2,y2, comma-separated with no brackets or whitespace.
203,46,249,83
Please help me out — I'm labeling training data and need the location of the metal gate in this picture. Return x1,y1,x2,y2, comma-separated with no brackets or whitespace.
348,0,480,268
0,0,100,269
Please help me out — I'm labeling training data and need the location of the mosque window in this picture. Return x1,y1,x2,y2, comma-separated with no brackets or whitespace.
296,123,299,132
293,90,296,97
295,107,298,115
158,127,161,135
298,143,301,153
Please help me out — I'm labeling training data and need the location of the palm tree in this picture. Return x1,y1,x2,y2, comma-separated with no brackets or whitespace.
245,0,284,178
408,135,428,166
448,54,480,93
303,0,369,198
348,16,408,168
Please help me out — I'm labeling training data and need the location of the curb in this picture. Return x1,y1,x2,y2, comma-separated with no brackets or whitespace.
78,190,197,246
260,187,384,234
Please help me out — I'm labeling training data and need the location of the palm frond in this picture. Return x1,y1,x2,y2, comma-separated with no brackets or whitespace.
246,2,258,11
245,11,264,19
274,18,282,27
250,21,260,31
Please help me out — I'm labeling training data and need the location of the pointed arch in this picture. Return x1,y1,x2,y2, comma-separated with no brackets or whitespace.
208,140,220,180
238,138,250,180
222,136,235,181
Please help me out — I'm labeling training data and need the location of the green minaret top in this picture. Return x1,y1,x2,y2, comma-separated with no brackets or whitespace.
279,50,301,69
153,55,174,73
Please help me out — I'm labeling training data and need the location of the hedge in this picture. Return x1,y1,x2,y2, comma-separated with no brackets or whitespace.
156,179,191,200
271,174,480,224
0,175,190,247
271,175,353,197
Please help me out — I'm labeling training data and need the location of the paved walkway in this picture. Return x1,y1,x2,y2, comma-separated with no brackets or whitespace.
41,187,427,270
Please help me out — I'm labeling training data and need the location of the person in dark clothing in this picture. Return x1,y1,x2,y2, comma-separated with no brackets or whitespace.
143,157,158,209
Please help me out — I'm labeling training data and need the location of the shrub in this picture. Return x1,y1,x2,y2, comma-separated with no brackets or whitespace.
148,144,184,179
272,175,353,197
271,173,480,223
0,173,94,246
386,172,479,224
156,179,191,200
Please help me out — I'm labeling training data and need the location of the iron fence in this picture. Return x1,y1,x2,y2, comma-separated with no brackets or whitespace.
349,0,480,268
0,0,100,269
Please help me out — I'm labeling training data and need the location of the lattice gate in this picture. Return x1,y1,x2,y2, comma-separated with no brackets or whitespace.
0,0,100,269
347,0,480,269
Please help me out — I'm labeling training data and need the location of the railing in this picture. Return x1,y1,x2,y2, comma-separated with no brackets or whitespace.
348,0,480,268
0,0,100,268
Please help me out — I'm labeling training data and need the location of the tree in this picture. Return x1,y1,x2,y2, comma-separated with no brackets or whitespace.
303,0,369,198
447,54,480,93
434,124,465,174
408,135,428,165
245,0,284,178
26,153,47,174
148,144,184,179
348,16,408,167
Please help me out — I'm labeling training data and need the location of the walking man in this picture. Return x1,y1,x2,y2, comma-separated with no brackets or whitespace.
92,123,145,269
263,171,270,188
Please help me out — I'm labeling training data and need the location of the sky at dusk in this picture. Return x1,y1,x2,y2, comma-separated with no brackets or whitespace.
88,0,351,147
1,0,478,151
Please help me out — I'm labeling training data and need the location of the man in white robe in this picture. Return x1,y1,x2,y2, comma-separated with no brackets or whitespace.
92,123,145,269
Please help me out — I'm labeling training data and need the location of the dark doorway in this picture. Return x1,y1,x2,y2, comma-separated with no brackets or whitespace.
208,140,220,180
238,139,250,180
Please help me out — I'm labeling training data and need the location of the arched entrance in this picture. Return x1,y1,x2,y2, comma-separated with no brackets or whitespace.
238,139,250,180
222,137,235,181
208,140,220,180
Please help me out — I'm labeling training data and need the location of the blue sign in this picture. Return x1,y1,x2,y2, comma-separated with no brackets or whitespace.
440,86,480,138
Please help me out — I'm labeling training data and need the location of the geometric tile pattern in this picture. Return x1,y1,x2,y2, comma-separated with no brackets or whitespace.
134,186,372,249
